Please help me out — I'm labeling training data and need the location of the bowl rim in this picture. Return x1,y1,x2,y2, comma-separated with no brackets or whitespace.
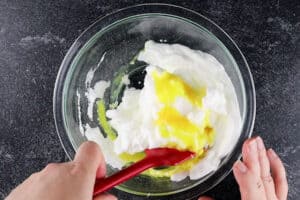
53,3,256,198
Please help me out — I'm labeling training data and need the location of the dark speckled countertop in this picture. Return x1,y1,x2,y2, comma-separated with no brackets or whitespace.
0,0,299,199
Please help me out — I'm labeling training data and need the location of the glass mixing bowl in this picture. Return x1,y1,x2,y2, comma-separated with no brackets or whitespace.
53,4,255,199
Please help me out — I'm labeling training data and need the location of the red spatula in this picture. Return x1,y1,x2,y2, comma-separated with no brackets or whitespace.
93,147,194,196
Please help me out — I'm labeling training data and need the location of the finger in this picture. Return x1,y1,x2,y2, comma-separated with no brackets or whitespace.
42,163,63,173
198,196,214,200
267,149,288,200
242,138,260,175
233,160,266,200
74,141,106,178
94,193,117,200
256,137,277,200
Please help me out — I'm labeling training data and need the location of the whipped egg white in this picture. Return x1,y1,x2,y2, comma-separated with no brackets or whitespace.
85,41,241,181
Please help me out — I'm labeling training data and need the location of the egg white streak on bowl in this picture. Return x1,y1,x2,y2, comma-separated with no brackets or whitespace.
77,79,110,136
76,90,84,135
85,52,107,88
121,74,130,85
84,52,109,120
85,80,110,120
76,51,125,168
106,41,241,181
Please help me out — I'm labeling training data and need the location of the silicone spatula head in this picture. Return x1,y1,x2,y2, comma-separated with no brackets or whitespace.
93,147,194,196
144,147,195,166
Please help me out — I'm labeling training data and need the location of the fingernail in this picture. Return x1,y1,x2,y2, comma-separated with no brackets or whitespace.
268,148,278,160
248,139,257,153
256,137,265,151
235,160,247,173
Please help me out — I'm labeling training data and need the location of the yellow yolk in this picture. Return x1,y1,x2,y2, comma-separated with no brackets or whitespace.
115,70,215,178
156,106,214,153
147,70,215,177
119,152,146,163
152,71,206,107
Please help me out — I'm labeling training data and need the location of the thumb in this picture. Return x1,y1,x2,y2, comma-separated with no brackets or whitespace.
94,193,117,200
74,141,106,178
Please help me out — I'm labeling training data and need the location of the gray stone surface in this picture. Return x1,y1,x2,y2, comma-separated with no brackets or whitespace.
0,0,299,199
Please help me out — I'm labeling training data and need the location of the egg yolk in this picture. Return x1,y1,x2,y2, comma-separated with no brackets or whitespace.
152,71,206,107
156,106,214,153
148,70,215,177
102,69,216,178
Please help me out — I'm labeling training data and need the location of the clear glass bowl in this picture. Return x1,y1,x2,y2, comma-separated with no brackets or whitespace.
53,4,255,199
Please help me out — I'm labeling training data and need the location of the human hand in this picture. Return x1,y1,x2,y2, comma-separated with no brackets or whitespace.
5,141,117,200
199,137,288,200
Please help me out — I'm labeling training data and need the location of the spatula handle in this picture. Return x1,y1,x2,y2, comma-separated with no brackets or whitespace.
93,158,154,196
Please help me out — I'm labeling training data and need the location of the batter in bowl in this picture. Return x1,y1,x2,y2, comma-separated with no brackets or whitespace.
85,41,241,181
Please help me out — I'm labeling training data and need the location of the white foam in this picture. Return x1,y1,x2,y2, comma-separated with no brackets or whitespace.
85,81,110,120
87,41,241,181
